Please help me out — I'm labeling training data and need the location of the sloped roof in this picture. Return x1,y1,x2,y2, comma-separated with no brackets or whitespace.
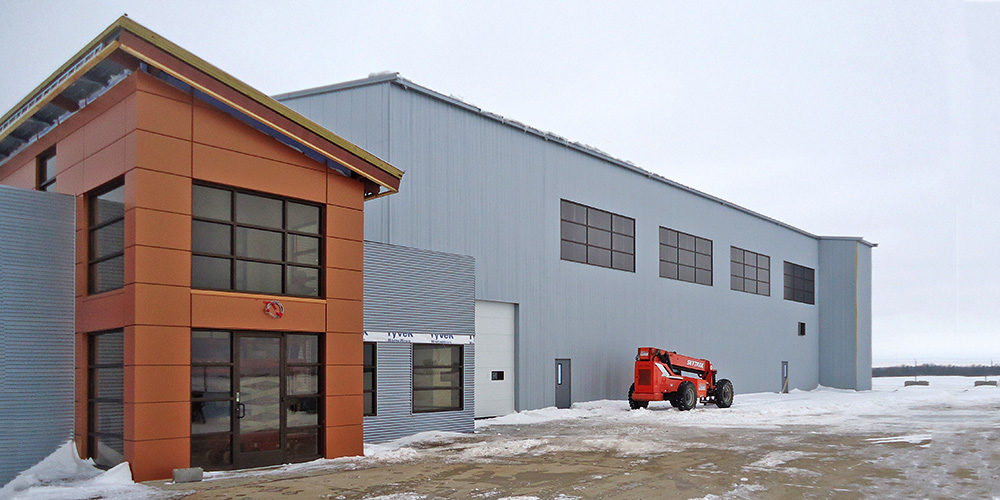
276,73,875,246
0,16,402,197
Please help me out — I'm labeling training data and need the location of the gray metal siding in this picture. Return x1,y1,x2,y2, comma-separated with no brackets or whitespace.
281,83,873,409
362,241,475,442
0,186,75,486
363,343,475,443
817,239,872,390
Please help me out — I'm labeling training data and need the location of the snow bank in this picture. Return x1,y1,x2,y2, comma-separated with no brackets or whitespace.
0,441,169,500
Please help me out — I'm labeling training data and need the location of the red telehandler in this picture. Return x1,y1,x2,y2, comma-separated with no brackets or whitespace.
627,347,734,411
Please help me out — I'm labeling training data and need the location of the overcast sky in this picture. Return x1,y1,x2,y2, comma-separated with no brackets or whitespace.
1,1,997,365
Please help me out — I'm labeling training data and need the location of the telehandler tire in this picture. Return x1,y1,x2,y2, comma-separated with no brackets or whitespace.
714,379,734,408
675,381,697,411
627,383,648,410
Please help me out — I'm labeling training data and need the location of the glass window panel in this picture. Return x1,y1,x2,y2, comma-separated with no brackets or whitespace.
94,331,123,365
678,249,696,267
744,250,756,265
91,185,124,227
587,247,611,267
612,215,634,236
587,227,611,249
662,245,678,263
287,335,319,363
731,275,743,291
413,367,462,389
560,200,587,224
94,368,123,399
235,260,282,294
784,261,793,275
191,366,230,399
744,278,756,293
41,153,57,181
758,268,769,284
730,247,743,263
192,221,232,255
784,273,793,288
660,261,678,279
364,370,374,392
193,186,232,221
286,266,320,297
364,392,374,416
612,251,634,272
665,229,679,247
794,290,805,303
192,256,231,290
785,286,794,300
364,343,375,366
285,427,319,457
695,253,712,271
744,265,756,280
235,227,282,261
731,261,743,277
191,401,231,435
678,265,696,282
91,256,124,294
561,221,586,243
758,254,770,269
612,233,634,253
806,268,815,280
678,233,696,251
413,389,462,412
90,221,124,260
587,208,611,230
759,282,770,296
92,400,123,435
695,238,712,255
287,202,320,234
235,192,282,228
287,397,320,427
192,331,230,363
190,433,232,469
413,345,461,367
91,435,124,469
696,269,712,285
561,241,587,263
287,367,319,395
805,292,814,304
794,266,804,278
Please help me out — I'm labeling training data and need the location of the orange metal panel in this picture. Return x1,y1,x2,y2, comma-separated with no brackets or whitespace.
324,365,362,396
324,424,363,458
59,128,86,172
326,205,364,241
135,90,192,141
134,130,192,177
56,165,84,196
81,136,128,193
125,168,191,214
325,268,363,301
326,171,363,210
133,283,190,326
125,437,189,482
191,143,326,203
134,70,192,104
126,365,189,403
82,94,133,158
130,325,190,366
192,100,316,169
325,332,363,365
131,246,191,287
1,164,34,189
326,237,364,272
326,298,363,334
324,395,363,427
190,291,326,332
77,288,132,333
126,402,190,441
128,208,191,250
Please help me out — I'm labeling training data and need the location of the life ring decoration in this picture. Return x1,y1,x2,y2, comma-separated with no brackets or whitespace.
263,300,284,319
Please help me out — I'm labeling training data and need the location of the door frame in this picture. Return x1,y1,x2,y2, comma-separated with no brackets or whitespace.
233,332,285,469
555,358,571,409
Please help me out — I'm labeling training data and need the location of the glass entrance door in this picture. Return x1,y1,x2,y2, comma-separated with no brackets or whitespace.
235,335,282,468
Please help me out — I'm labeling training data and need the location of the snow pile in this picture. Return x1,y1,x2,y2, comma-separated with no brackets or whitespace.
0,441,168,500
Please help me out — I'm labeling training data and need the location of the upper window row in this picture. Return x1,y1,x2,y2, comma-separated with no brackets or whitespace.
559,199,814,303
191,184,324,297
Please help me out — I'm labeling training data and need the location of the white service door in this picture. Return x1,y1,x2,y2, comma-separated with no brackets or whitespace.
474,300,516,418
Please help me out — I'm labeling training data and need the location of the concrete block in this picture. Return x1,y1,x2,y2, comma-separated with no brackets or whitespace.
172,467,203,483
974,380,998,387
904,380,929,386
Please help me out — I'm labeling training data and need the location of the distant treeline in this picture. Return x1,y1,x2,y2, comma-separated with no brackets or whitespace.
873,364,1000,377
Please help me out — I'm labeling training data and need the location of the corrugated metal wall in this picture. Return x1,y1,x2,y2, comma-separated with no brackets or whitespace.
281,82,872,409
817,239,873,390
363,241,475,442
0,186,75,486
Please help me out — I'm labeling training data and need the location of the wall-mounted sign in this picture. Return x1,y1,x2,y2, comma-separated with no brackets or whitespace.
363,331,474,345
263,300,284,319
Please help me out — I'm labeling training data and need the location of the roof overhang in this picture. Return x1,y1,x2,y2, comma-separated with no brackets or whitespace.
0,16,402,198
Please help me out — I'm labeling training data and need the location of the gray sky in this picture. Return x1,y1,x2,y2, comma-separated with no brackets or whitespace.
1,1,997,365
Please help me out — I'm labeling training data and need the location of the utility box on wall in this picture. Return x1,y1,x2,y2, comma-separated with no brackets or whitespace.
0,186,76,486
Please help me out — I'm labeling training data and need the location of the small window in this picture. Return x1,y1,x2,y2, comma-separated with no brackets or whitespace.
730,246,770,296
88,329,124,468
36,148,57,192
363,343,376,416
560,199,634,272
798,322,806,336
191,184,324,297
412,344,463,413
491,370,505,381
784,261,816,305
659,227,712,286
88,179,125,294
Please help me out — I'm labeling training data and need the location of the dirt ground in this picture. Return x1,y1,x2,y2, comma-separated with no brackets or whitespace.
156,401,1000,499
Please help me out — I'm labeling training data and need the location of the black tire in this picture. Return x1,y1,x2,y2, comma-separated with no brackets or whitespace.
668,396,680,408
627,383,648,410
714,379,734,408
675,381,697,411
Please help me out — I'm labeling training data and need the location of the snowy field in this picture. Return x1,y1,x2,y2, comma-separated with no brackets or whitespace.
2,376,998,499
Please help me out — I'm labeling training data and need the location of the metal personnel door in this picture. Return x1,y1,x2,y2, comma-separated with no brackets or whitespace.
235,335,282,469
781,361,789,394
555,359,571,409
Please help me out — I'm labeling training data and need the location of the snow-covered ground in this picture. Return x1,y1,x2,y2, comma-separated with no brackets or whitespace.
3,376,997,499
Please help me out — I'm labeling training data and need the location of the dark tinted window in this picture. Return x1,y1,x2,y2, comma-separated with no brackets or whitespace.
88,330,124,468
560,199,635,272
413,344,463,413
364,343,376,416
36,149,57,192
192,184,323,297
730,246,770,296
88,180,125,294
784,261,816,305
659,227,712,286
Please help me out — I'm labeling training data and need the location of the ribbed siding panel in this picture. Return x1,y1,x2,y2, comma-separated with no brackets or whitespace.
363,242,475,443
363,344,475,443
0,186,76,486
818,239,872,390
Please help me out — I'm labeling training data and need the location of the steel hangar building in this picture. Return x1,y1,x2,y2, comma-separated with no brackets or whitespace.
277,73,875,418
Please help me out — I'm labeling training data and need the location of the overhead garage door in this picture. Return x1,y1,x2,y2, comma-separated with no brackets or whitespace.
474,300,516,418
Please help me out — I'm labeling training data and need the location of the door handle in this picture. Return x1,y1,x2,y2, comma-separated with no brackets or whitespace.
237,402,246,419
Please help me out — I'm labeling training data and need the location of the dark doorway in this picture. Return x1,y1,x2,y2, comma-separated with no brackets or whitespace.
555,359,571,409
191,331,322,471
